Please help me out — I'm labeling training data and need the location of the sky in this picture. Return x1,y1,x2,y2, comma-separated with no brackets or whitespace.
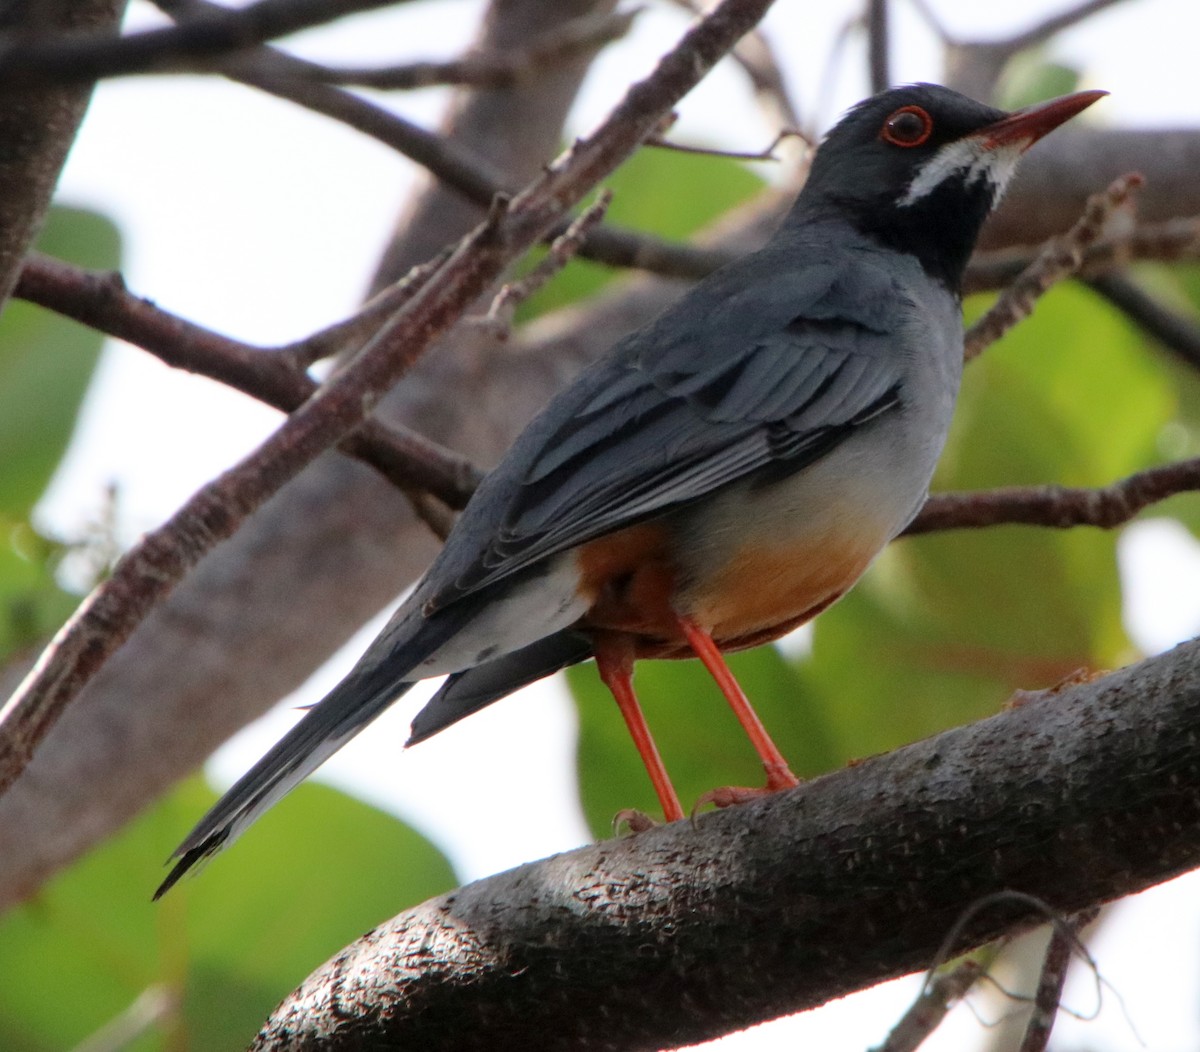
33,0,1200,1049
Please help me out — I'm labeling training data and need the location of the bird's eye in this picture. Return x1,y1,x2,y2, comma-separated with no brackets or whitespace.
881,106,933,147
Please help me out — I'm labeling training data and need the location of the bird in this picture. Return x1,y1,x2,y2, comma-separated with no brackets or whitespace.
155,83,1105,898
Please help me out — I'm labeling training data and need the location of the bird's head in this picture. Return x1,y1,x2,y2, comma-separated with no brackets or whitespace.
797,83,1107,291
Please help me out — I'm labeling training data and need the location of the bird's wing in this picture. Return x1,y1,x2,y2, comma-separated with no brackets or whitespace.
423,254,912,609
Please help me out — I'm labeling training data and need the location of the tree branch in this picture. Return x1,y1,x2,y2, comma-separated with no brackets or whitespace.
0,0,407,85
286,9,637,90
1018,908,1097,1052
1085,271,1200,372
866,0,890,93
964,214,1200,295
941,0,1133,101
13,254,481,506
907,457,1200,535
252,638,1200,1050
874,960,985,1052
964,172,1142,360
0,0,780,797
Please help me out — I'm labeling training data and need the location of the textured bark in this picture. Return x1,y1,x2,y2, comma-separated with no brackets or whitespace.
253,639,1200,1051
0,0,615,910
0,0,127,309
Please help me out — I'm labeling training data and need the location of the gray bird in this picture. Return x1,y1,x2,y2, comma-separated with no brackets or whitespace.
157,83,1105,898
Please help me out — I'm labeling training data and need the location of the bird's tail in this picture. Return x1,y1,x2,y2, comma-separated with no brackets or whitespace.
155,658,415,900
407,629,593,745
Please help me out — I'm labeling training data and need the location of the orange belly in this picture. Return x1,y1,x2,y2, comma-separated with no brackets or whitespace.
686,532,881,645
572,516,887,659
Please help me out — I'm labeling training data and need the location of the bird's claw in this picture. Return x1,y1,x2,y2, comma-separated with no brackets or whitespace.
613,808,659,834
692,764,802,819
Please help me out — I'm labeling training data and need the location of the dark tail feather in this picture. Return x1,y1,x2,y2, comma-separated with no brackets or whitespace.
407,630,593,746
156,662,414,900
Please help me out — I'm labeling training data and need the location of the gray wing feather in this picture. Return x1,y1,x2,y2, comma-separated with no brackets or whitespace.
421,245,913,609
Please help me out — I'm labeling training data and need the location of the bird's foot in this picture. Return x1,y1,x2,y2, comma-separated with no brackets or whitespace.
693,762,800,815
613,808,660,834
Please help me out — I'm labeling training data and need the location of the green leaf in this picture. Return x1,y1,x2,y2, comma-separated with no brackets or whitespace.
0,779,456,1051
0,206,119,519
515,146,763,322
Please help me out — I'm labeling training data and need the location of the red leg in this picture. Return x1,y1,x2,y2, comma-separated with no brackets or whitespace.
677,616,799,793
594,635,685,823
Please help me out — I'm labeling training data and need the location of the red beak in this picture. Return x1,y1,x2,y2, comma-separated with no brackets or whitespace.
975,89,1108,151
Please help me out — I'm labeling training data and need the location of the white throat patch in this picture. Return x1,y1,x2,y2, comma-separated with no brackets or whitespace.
898,137,1027,208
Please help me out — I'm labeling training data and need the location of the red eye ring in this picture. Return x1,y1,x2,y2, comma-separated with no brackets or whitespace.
881,105,933,148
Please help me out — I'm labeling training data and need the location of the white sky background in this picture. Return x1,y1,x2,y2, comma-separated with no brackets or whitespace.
35,0,1200,1048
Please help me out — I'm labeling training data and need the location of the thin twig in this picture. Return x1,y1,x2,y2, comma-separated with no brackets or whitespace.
294,9,637,90
964,172,1144,360
488,190,614,322
278,242,459,369
0,0,406,86
871,959,984,1052
940,0,1132,100
866,0,890,93
906,456,1200,535
0,0,781,796
963,214,1200,295
1018,908,1100,1052
1004,0,1131,53
911,0,1131,55
645,128,804,161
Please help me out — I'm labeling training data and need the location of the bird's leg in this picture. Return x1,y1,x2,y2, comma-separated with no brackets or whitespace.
676,615,800,806
593,633,685,823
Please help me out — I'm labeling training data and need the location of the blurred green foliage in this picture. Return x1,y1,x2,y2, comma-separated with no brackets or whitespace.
0,207,118,659
0,780,456,1051
0,205,460,1051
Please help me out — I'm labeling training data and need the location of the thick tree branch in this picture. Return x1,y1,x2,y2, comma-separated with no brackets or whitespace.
0,0,780,801
0,0,406,85
980,129,1200,251
252,638,1200,1051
